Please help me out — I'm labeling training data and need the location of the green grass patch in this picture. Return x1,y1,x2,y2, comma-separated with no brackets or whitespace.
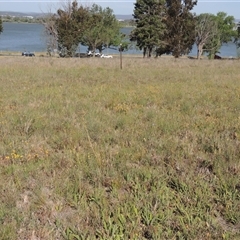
1,56,240,239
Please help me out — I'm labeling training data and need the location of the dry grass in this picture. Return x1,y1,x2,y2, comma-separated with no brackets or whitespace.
1,56,240,239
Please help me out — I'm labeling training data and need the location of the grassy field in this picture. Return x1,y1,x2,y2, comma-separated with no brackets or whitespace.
0,56,240,239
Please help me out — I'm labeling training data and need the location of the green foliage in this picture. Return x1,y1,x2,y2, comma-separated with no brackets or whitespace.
234,22,240,58
163,0,197,58
130,0,166,57
131,0,197,58
81,4,122,55
45,2,122,57
204,12,236,59
0,16,3,34
55,1,89,57
216,12,237,43
195,13,218,59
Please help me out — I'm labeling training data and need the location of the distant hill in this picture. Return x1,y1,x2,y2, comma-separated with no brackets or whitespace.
0,11,133,19
115,14,133,20
1,11,236,22
0,11,46,18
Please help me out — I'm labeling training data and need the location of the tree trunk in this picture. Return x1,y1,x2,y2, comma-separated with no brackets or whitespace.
148,47,152,58
143,47,147,58
93,45,96,57
209,52,215,60
197,43,204,60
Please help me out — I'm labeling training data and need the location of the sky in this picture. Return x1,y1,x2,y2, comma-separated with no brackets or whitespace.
0,0,239,19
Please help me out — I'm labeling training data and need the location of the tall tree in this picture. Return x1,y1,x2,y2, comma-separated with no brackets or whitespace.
81,4,122,56
195,13,218,59
204,12,236,59
130,0,166,58
55,1,89,57
96,6,123,54
163,0,197,58
42,13,58,56
0,16,3,34
236,22,240,58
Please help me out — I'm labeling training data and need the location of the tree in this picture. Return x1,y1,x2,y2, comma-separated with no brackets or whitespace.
195,13,218,59
235,22,240,58
55,1,89,57
42,13,58,56
130,0,166,58
43,2,123,57
81,4,122,56
95,6,124,54
204,12,236,59
0,16,3,34
163,0,197,58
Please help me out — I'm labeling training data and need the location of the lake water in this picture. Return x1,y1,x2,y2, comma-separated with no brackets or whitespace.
0,22,238,57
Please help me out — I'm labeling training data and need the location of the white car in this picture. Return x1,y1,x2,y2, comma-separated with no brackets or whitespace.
87,51,101,57
100,54,113,58
22,51,35,57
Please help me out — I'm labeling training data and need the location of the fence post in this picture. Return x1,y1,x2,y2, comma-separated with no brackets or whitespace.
119,44,123,69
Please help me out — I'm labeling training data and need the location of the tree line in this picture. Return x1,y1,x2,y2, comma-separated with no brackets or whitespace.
131,0,238,59
0,15,43,24
42,1,126,57
0,0,239,59
0,16,2,35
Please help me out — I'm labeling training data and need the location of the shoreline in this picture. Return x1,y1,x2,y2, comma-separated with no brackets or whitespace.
0,50,239,60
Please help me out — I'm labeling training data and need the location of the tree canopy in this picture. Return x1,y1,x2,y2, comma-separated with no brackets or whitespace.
81,4,122,55
55,1,89,57
43,0,237,59
0,16,3,34
43,1,123,57
236,22,240,58
130,0,166,58
203,12,236,59
195,13,218,59
131,0,197,58
163,0,197,58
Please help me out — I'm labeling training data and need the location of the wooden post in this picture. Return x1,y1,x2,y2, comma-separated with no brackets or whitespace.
119,44,122,70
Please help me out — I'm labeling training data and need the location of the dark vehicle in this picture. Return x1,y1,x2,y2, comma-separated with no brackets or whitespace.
214,54,221,59
22,51,35,57
74,53,88,58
